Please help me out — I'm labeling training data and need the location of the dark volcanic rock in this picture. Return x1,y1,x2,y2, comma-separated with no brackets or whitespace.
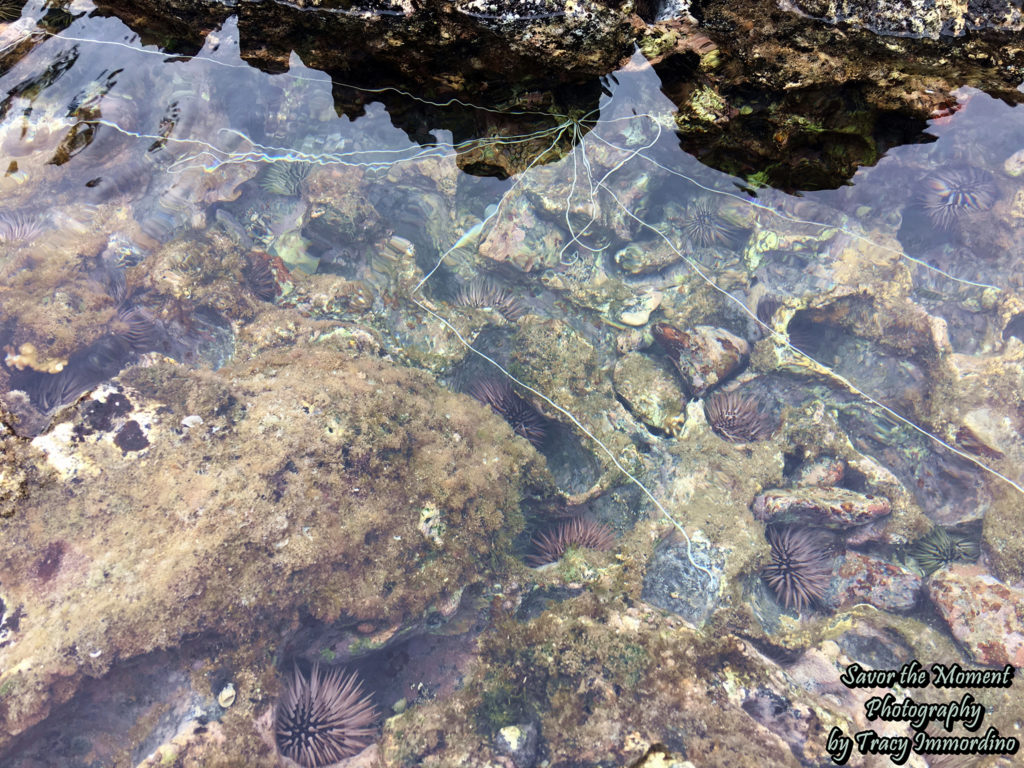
790,0,1023,38
641,535,724,626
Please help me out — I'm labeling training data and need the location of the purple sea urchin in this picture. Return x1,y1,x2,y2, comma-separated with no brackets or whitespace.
244,252,281,301
112,306,161,353
466,377,546,447
762,526,832,612
681,198,743,249
0,210,46,244
276,663,378,767
527,517,616,566
919,167,996,231
704,390,770,443
455,278,524,321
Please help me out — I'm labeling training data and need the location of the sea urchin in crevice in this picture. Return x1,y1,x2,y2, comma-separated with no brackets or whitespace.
909,526,979,576
276,663,378,768
704,390,771,443
762,526,833,613
455,278,525,321
466,377,547,447
527,517,616,566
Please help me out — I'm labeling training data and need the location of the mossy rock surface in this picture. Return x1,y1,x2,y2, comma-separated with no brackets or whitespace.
0,343,549,749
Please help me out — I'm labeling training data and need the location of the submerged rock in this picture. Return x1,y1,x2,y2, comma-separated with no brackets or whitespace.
825,552,922,613
612,352,686,435
494,722,540,768
652,323,749,397
791,456,845,488
0,342,549,752
927,565,1024,666
752,487,892,529
640,535,725,627
789,0,1023,38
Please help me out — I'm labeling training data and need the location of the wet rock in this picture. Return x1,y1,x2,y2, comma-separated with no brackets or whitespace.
494,722,539,768
825,552,922,613
479,196,563,273
304,165,383,247
835,626,915,671
1005,148,1024,177
113,419,149,453
956,407,1017,460
652,323,749,397
618,290,663,327
842,519,891,547
0,342,550,751
382,596,806,767
927,565,1024,666
2,648,214,768
614,242,683,275
631,747,694,768
640,535,724,627
789,0,1023,38
612,353,686,434
0,439,29,518
791,456,845,487
740,686,820,765
752,487,891,529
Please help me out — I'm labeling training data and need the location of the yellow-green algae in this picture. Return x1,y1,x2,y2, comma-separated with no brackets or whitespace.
0,338,552,751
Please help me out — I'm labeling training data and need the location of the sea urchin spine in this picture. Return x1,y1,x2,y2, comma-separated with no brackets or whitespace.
704,390,771,443
455,278,525,321
466,377,547,447
276,663,378,767
762,526,833,613
527,517,616,566
680,198,744,249
919,167,996,232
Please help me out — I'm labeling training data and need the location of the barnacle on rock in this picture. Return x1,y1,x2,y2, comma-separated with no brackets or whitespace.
704,390,770,443
527,517,616,566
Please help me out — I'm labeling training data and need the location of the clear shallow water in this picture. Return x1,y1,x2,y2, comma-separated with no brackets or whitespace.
1,1,1024,765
